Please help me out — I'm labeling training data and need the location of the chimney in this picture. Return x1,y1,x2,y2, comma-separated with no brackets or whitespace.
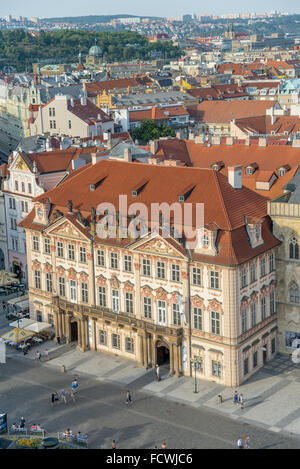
228,165,242,189
151,106,156,119
292,139,300,148
46,137,52,151
188,132,195,141
245,136,251,146
176,130,182,139
226,136,234,146
124,147,132,162
258,137,267,147
81,96,87,106
70,98,74,107
150,140,158,154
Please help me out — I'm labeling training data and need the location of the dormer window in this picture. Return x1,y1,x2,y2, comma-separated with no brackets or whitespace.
132,190,138,198
246,167,254,175
202,235,209,246
178,195,185,203
278,169,287,177
246,218,263,249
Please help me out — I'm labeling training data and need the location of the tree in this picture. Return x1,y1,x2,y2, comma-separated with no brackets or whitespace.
131,119,175,144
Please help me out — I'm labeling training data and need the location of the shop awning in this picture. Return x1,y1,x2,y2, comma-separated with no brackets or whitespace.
1,328,35,343
9,318,35,328
24,322,52,333
6,295,29,310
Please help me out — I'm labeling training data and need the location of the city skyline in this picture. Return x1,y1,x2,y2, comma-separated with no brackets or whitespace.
1,0,300,19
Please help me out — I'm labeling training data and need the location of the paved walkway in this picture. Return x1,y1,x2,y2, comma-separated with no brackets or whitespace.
29,346,300,441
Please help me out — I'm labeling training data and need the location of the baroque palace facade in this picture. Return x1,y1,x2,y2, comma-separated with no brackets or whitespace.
20,159,280,386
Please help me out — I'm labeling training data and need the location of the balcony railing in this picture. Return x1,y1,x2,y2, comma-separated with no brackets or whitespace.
52,296,184,338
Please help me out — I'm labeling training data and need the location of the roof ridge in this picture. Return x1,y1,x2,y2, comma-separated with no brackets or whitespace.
213,171,232,231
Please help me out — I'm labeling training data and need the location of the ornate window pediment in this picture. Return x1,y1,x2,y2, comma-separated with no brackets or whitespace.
194,225,218,256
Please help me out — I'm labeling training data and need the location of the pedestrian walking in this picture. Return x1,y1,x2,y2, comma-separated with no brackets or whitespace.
70,390,76,403
20,417,26,428
161,441,167,449
126,390,133,405
245,436,251,449
71,378,78,392
239,393,244,409
237,437,243,449
56,336,61,345
50,393,55,407
112,440,117,449
44,349,49,361
35,351,40,360
233,390,239,405
155,364,161,382
60,389,67,404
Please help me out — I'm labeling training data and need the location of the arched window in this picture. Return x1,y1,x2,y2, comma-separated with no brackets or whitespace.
289,237,299,260
289,282,300,304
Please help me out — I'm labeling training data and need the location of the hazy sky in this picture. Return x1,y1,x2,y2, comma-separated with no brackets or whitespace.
2,0,300,19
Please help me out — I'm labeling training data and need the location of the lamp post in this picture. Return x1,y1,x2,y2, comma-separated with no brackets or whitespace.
190,357,199,393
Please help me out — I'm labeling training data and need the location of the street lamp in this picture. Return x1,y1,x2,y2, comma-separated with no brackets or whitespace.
190,357,200,393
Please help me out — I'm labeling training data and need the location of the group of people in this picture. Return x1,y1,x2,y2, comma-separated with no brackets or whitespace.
63,428,87,443
111,440,166,449
35,350,49,361
50,379,78,407
233,391,245,409
237,436,251,449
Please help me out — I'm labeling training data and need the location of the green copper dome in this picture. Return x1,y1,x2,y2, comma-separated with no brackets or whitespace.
89,45,102,57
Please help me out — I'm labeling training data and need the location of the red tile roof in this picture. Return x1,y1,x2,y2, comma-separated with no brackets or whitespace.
187,100,276,124
19,160,280,266
129,105,188,122
67,99,113,125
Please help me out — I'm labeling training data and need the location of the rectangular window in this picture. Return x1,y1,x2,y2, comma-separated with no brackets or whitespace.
28,183,32,194
125,337,134,353
10,218,17,231
81,283,88,303
97,250,105,267
112,333,120,349
210,271,219,289
68,120,72,129
270,291,275,315
124,255,132,272
269,253,275,272
79,246,87,263
172,303,181,325
32,235,39,251
211,311,220,335
70,280,77,302
193,307,202,330
251,302,257,328
241,308,247,334
241,268,247,288
142,259,151,276
34,270,41,289
110,252,118,269
46,273,52,293
212,361,221,377
9,197,16,209
158,300,166,325
125,292,134,314
157,261,165,280
260,257,266,277
15,180,19,191
112,289,119,313
98,286,106,307
99,330,107,345
250,263,257,283
58,277,65,297
143,297,152,319
48,314,54,326
36,311,42,322
261,297,266,321
57,241,64,258
11,238,18,251
193,356,203,372
243,358,249,376
271,338,276,354
44,238,50,254
68,244,75,261
192,267,201,286
171,264,180,282
253,351,258,368
21,182,25,192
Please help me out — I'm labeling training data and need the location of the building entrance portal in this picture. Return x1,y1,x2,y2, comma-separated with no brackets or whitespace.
156,340,170,366
70,320,78,342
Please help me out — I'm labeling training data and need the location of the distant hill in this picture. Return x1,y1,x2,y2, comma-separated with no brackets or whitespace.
42,15,161,24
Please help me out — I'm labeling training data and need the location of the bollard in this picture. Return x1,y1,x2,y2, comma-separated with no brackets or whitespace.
61,365,66,373
217,394,223,404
